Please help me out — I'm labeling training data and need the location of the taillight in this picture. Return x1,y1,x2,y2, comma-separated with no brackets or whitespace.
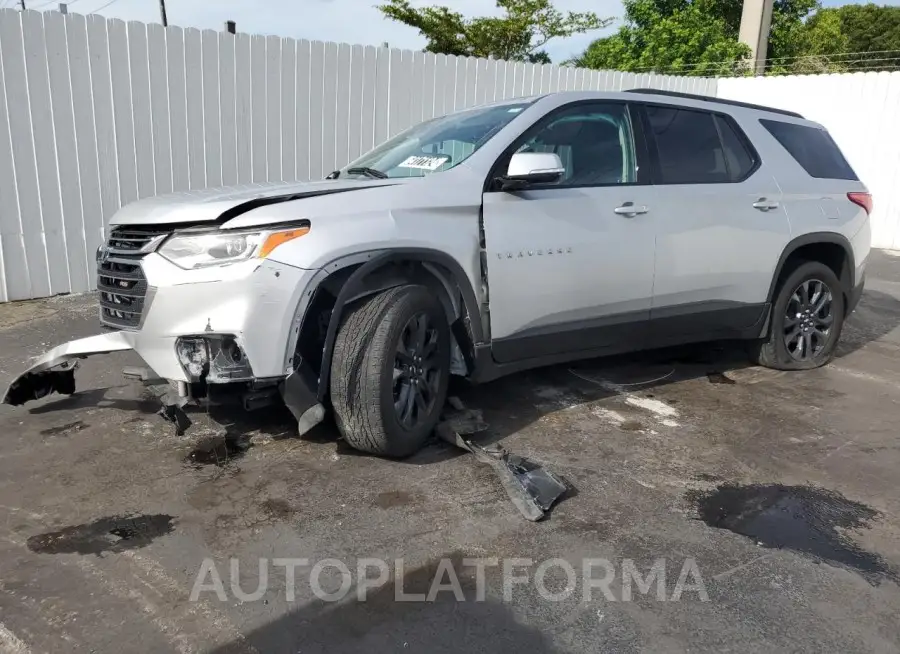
847,192,873,215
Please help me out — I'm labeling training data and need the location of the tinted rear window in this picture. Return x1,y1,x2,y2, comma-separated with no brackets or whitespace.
760,119,858,180
644,106,757,184
645,106,728,184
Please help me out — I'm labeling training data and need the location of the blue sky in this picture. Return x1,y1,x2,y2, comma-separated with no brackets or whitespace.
20,0,898,62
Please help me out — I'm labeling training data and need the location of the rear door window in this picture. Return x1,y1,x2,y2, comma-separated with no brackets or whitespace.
760,119,858,180
643,106,758,184
644,106,728,184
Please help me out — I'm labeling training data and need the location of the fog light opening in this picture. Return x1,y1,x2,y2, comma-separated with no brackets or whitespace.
222,337,243,364
207,336,254,383
175,338,210,380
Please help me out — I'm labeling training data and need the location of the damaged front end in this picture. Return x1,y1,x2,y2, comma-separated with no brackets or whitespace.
174,333,323,432
3,332,135,406
3,328,324,438
4,249,325,438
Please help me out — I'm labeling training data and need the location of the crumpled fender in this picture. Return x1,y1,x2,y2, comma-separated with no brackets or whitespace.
3,332,135,406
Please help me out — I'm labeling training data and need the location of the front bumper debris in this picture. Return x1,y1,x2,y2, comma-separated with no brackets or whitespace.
279,360,325,436
3,332,134,405
436,401,568,521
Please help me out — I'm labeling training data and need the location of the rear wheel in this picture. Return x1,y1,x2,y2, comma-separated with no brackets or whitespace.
330,285,450,457
751,260,845,370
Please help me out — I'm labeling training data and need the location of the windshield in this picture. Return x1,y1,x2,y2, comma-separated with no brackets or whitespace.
339,100,535,179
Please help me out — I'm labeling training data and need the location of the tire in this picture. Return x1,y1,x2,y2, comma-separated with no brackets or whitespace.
330,285,451,457
751,260,846,370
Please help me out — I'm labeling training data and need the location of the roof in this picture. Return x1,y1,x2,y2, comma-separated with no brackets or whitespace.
624,88,804,119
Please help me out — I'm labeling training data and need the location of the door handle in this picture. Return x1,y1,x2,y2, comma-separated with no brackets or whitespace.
752,198,780,211
614,202,649,217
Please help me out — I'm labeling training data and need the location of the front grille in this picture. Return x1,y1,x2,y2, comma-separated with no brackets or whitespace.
98,226,169,329
107,227,168,254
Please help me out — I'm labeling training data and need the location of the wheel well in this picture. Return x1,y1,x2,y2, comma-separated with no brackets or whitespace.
292,258,477,393
775,241,852,307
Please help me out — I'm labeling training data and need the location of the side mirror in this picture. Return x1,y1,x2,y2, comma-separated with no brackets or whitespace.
499,152,565,190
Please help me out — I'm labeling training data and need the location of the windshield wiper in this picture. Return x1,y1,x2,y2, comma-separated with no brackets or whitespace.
346,166,388,179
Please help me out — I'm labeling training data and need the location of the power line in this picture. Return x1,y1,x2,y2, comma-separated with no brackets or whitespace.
625,52,900,74
620,59,900,77
750,48,900,64
86,0,121,12
31,0,80,9
619,51,900,76
643,49,900,70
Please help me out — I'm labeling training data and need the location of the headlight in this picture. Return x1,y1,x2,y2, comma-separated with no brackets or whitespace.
158,226,309,269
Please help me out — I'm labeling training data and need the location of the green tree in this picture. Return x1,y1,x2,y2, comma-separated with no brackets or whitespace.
377,0,612,63
773,7,849,74
571,0,749,76
573,0,850,76
808,3,900,71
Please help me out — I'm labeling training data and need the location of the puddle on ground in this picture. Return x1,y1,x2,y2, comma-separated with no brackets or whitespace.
688,484,895,583
373,490,423,509
692,472,724,482
259,498,296,521
185,435,251,468
27,514,175,555
40,420,88,436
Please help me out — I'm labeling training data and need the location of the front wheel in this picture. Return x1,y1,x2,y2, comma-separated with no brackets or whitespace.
751,261,845,370
330,285,451,457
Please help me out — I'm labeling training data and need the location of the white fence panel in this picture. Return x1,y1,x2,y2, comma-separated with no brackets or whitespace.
718,72,900,250
0,8,713,302
166,25,189,193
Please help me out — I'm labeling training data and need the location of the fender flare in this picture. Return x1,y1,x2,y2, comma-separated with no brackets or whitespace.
301,248,483,402
766,232,855,304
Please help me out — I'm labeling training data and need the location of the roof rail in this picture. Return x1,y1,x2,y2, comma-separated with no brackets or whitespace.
625,88,804,119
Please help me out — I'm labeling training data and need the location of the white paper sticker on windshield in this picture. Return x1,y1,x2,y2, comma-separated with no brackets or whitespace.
399,155,450,170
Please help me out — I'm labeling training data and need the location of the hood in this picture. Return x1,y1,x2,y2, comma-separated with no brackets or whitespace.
110,178,412,227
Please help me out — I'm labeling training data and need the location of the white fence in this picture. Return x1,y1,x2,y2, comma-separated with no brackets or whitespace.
3,11,900,304
0,9,715,303
719,72,900,251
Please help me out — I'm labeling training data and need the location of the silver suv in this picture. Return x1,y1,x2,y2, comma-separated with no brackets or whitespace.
4,90,872,457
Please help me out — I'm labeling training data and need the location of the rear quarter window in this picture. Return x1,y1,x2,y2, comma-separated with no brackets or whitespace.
760,119,858,181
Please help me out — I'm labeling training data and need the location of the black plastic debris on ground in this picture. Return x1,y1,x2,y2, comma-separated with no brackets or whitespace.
146,382,192,435
158,403,191,434
3,362,77,406
688,483,896,584
27,514,175,556
437,400,567,522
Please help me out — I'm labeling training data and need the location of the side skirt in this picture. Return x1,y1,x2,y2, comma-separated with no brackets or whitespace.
472,302,769,384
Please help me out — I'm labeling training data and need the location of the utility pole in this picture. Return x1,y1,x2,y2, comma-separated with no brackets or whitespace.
158,0,168,27
738,0,775,75
17,0,26,10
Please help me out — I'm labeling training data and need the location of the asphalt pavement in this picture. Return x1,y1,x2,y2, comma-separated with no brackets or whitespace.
1,251,900,653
